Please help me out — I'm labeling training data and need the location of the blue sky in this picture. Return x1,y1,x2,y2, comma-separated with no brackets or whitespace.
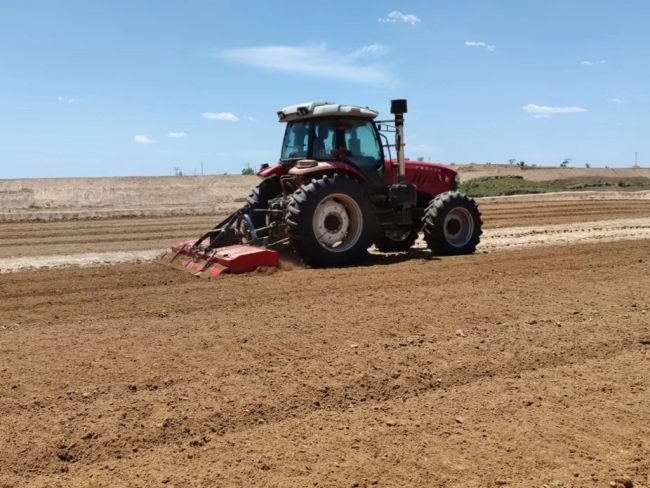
1,0,648,178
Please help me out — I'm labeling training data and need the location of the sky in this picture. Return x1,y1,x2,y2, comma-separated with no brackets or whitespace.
1,0,648,179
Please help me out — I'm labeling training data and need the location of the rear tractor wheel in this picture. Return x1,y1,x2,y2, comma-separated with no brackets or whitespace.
286,174,377,267
422,191,482,255
245,175,283,237
373,229,419,252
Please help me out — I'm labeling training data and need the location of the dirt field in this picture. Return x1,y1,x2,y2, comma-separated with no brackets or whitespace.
2,200,650,488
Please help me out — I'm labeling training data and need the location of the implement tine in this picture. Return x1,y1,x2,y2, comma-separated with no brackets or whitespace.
169,242,190,263
199,249,220,272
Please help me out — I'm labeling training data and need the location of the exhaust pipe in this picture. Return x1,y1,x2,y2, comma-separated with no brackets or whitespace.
390,99,408,183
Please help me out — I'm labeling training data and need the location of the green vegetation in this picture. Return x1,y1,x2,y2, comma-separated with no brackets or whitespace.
459,175,650,197
241,162,256,175
560,177,650,190
458,176,562,197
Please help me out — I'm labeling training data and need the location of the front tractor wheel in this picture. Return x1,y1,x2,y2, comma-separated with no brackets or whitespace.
286,174,377,267
422,191,482,255
374,229,419,252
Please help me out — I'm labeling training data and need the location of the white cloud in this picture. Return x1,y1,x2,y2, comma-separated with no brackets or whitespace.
168,132,187,138
202,112,239,122
608,98,622,104
523,104,587,116
354,44,388,57
465,41,496,51
581,60,606,65
135,135,154,144
534,114,550,119
58,96,74,103
378,11,421,24
214,43,394,86
248,117,255,121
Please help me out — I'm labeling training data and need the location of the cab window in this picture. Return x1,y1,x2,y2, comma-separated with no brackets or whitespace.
311,119,337,160
343,120,383,169
281,121,310,160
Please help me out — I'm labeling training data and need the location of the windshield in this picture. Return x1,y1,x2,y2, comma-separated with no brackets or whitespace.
280,118,384,179
280,121,310,160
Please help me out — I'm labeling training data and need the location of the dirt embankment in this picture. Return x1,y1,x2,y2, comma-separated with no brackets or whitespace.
0,175,261,221
453,163,650,183
1,240,649,487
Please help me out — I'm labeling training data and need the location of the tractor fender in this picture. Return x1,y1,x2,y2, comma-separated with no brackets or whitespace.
288,161,368,186
256,163,285,178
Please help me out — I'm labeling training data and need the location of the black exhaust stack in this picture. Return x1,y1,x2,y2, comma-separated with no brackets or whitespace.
390,99,408,183
387,99,416,211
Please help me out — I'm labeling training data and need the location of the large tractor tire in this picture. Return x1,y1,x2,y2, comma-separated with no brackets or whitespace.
422,191,482,256
245,175,283,237
286,173,377,267
374,229,419,252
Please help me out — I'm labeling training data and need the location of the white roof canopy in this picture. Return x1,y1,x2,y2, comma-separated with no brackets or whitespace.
277,101,379,123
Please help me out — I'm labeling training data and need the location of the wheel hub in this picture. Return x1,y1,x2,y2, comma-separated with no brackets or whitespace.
443,207,474,247
314,199,350,246
445,219,461,236
324,214,342,232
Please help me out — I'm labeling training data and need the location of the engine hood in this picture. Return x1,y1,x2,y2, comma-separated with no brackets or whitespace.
386,159,458,176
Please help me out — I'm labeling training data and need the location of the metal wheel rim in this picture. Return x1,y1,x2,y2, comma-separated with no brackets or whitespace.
312,193,363,253
444,207,474,247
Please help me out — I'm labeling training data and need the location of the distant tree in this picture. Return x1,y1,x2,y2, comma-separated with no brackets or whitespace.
585,163,591,168
241,162,255,175
416,156,424,162
519,161,526,166
560,158,571,168
509,158,517,165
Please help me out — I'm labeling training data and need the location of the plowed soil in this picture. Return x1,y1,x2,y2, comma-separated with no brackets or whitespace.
1,203,650,488
2,200,650,260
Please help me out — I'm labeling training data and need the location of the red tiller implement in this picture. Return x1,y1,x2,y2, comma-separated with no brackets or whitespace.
158,210,284,278
162,242,279,278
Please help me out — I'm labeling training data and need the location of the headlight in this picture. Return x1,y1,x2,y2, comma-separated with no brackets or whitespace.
454,174,460,183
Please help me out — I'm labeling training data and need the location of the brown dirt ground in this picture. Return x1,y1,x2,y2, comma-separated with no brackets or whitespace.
1,235,650,487
2,200,650,259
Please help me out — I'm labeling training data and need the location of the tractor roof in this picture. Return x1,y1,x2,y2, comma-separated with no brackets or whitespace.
277,101,379,123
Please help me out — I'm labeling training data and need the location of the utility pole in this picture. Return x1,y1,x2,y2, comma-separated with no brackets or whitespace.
635,152,638,167
201,161,204,175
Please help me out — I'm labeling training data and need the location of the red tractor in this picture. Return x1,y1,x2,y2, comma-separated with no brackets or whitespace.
162,99,482,276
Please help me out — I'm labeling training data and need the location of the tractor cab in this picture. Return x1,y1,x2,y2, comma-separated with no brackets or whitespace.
277,102,386,192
